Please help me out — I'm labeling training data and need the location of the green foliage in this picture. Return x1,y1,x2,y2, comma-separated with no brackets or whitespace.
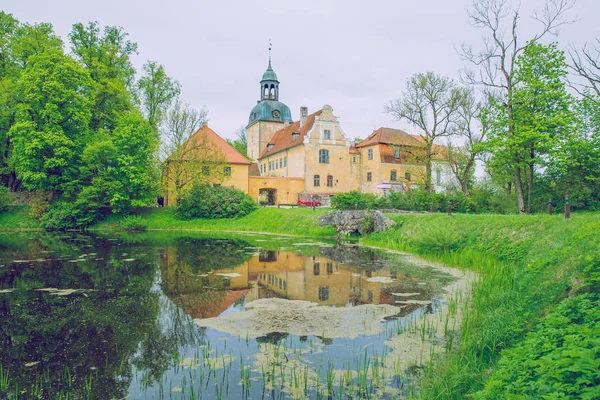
138,61,180,130
39,200,102,230
476,293,600,400
8,50,92,191
176,184,256,220
331,191,378,210
120,215,148,232
0,186,11,213
358,211,375,235
28,191,49,219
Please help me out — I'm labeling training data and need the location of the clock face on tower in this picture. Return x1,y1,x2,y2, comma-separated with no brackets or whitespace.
272,110,280,119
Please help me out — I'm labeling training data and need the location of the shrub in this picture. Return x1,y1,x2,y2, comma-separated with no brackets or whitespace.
40,200,101,230
358,211,375,235
120,215,148,232
28,191,50,219
331,191,378,210
176,184,256,219
0,186,11,213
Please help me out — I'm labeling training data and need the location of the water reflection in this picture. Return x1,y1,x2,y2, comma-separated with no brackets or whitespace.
0,232,460,399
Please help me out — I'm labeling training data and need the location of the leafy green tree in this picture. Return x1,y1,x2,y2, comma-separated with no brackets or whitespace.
462,0,575,213
138,61,180,131
484,42,573,213
80,111,159,213
8,51,92,193
69,21,138,131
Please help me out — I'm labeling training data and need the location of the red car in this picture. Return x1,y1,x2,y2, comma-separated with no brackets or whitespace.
297,199,322,207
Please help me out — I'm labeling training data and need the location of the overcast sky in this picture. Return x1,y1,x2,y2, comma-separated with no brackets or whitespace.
3,0,599,141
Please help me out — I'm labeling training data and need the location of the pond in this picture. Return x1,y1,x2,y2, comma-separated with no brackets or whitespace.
0,231,472,399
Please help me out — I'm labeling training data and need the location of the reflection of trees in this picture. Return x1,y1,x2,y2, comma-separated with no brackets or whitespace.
0,233,189,399
170,237,252,273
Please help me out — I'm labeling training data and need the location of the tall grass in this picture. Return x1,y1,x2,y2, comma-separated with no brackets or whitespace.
92,207,335,237
364,213,600,399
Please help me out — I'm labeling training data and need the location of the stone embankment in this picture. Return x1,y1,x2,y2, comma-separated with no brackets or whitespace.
318,210,395,235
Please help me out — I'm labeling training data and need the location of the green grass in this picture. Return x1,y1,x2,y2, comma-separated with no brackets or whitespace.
363,213,600,399
92,206,335,237
0,205,40,230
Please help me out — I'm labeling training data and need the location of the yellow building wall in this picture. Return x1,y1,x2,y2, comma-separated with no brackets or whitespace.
358,144,382,194
248,176,305,205
247,120,284,161
163,162,249,206
302,105,354,194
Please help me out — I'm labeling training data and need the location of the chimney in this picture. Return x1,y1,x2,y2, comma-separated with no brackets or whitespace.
284,118,290,128
299,106,308,128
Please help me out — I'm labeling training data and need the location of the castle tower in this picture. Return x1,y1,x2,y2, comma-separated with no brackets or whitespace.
246,47,292,162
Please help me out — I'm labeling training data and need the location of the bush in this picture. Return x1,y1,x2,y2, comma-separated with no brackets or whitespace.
0,186,11,213
40,200,101,230
120,215,148,232
176,184,256,220
358,211,375,235
28,191,50,219
331,191,378,210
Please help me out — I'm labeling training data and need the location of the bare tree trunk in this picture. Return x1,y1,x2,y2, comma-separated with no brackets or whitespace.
425,143,433,194
514,167,526,214
528,162,534,214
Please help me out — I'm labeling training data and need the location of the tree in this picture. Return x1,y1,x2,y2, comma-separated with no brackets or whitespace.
161,100,225,203
227,126,251,160
138,61,180,131
69,22,138,131
483,42,573,213
385,71,464,194
461,0,575,213
447,88,485,196
8,51,92,193
569,39,600,97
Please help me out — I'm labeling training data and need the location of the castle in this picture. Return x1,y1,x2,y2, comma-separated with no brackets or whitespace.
163,57,453,207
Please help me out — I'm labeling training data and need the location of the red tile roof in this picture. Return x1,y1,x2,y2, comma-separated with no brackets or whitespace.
355,127,423,148
259,110,322,159
180,125,251,165
356,127,448,162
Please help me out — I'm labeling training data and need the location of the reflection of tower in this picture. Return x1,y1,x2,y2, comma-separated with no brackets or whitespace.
246,43,293,162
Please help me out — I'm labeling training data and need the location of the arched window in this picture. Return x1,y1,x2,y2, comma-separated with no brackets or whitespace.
314,175,320,186
270,84,275,97
390,170,397,181
264,84,269,96
319,149,329,164
326,175,333,187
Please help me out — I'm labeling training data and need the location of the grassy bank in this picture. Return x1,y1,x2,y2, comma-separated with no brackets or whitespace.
0,206,40,229
364,213,600,399
93,207,335,236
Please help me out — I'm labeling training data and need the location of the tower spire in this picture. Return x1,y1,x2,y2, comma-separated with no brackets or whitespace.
268,39,272,67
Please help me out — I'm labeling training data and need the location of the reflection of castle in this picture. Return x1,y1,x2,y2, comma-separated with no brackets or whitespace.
161,246,415,318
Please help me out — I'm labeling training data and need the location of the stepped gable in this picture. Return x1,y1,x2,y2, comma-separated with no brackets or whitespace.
258,110,323,159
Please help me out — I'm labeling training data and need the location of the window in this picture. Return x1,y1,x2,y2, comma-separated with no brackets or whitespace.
368,148,373,160
390,170,397,181
352,156,357,163
313,262,320,275
223,277,231,288
224,166,231,176
367,172,372,182
268,162,271,171
324,129,331,140
319,149,329,164
327,263,333,275
368,290,373,302
202,166,209,175
284,157,287,167
267,144,273,151
283,280,287,290
436,170,442,185
327,175,333,187
251,136,254,143
405,172,411,182
279,158,283,168
393,145,400,158
314,174,320,186
319,286,329,301
292,132,299,142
